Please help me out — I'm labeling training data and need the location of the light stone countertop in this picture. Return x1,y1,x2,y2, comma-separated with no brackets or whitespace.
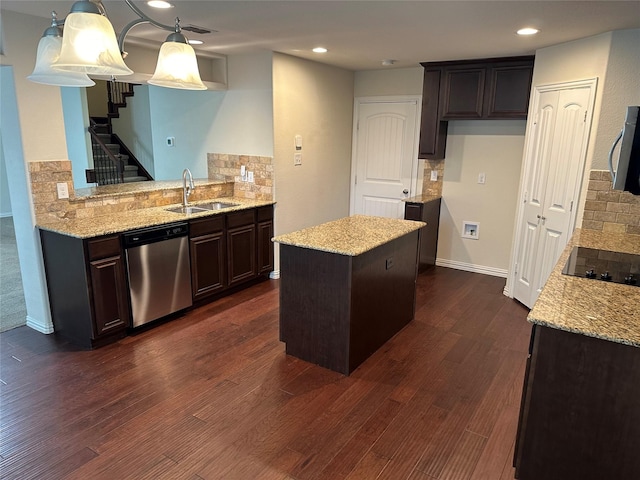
404,194,442,204
37,198,275,239
73,179,226,199
529,228,640,347
272,215,426,256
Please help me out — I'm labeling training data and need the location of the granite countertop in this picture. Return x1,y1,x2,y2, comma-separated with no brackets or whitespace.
37,198,275,238
529,228,640,347
272,215,426,256
73,179,227,199
404,194,441,204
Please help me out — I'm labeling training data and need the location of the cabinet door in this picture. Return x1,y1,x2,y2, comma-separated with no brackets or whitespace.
441,68,485,119
419,69,448,159
190,231,226,299
227,224,257,286
485,64,533,118
89,254,129,337
257,220,274,275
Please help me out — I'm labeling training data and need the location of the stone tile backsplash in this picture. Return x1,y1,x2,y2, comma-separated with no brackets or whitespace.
582,170,640,235
421,159,444,197
207,153,273,201
29,153,274,224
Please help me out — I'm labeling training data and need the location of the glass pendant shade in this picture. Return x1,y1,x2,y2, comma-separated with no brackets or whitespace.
148,41,206,90
53,11,133,76
28,33,95,87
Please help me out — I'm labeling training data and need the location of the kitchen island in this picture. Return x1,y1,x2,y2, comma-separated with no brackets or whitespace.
273,215,425,375
514,228,640,479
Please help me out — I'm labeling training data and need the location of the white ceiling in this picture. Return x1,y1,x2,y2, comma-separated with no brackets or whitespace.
3,0,640,71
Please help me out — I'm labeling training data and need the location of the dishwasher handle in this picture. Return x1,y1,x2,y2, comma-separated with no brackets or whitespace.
123,222,189,248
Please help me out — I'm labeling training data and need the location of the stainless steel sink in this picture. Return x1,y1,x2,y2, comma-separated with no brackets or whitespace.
199,201,238,210
166,205,209,214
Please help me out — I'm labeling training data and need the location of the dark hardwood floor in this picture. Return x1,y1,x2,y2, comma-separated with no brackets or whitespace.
0,267,531,480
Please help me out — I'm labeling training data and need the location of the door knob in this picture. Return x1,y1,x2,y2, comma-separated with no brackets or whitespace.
403,189,409,194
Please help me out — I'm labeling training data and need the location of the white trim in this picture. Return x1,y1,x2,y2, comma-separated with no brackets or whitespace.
349,95,422,215
436,258,508,278
269,270,280,280
0,212,12,218
26,316,54,334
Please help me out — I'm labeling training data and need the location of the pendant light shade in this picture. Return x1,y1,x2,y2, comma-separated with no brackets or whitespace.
53,8,133,76
148,32,206,90
28,19,95,87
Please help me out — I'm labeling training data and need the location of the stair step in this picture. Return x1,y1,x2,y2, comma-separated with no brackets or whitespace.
123,176,148,183
105,143,120,153
124,165,138,172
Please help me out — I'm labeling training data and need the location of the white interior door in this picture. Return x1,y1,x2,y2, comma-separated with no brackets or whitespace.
512,80,596,308
350,97,420,218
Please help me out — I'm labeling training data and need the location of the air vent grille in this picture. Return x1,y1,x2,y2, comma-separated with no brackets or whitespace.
181,24,215,35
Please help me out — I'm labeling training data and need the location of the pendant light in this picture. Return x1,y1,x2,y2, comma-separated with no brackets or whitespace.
148,18,206,90
28,12,95,87
28,0,208,91
53,0,133,76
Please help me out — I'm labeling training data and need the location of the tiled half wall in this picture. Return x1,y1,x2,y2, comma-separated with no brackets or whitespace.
29,153,273,225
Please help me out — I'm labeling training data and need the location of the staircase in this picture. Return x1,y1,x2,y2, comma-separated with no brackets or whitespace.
91,118,149,183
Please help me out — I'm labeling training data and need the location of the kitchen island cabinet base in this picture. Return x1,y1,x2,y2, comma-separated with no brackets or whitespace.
279,230,420,375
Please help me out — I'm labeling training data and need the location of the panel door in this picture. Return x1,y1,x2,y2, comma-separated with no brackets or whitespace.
89,254,129,336
352,99,419,218
513,82,594,308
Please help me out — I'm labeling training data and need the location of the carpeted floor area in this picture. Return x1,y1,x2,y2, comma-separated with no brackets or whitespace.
0,216,27,332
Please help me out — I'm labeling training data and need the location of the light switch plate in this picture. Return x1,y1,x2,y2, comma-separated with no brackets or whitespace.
247,171,254,183
430,170,438,181
294,153,302,166
478,172,486,184
56,182,69,199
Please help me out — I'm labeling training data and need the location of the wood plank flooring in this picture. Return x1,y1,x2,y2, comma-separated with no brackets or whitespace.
0,267,531,480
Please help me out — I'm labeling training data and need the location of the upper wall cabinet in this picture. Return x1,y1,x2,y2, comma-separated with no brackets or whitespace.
419,56,535,159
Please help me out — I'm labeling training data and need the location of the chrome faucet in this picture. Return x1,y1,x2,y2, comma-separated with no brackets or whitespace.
182,168,194,206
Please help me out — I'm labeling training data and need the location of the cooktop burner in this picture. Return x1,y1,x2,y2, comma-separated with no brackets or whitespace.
562,247,640,287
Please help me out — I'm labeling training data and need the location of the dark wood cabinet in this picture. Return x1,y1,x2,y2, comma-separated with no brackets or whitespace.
40,231,129,348
189,215,226,300
404,197,441,271
419,56,534,159
257,206,274,275
227,209,257,287
514,324,640,479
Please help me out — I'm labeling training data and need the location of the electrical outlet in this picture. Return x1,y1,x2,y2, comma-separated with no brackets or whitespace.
56,182,69,199
294,153,302,166
478,172,486,184
247,171,254,183
430,170,438,181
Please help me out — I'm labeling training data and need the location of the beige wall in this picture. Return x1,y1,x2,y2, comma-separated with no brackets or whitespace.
354,67,423,97
0,10,68,162
439,121,526,274
272,53,354,270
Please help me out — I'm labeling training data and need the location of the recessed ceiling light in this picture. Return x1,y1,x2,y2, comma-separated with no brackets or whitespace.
517,27,539,36
188,39,204,45
382,59,396,66
147,1,174,9
312,47,328,54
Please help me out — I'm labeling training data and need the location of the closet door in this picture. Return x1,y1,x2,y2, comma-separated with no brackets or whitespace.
512,81,595,308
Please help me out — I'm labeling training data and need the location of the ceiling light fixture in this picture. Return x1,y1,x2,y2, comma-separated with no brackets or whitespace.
312,47,328,53
28,0,206,90
147,1,174,8
517,27,539,36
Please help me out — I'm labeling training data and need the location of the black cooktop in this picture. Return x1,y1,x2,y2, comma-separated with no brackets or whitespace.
562,247,640,287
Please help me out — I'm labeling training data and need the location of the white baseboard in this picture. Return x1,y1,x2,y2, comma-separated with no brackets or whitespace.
435,258,508,278
26,316,54,334
269,270,280,280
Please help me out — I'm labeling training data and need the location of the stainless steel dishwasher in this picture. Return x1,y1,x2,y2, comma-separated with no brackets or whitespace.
123,222,192,327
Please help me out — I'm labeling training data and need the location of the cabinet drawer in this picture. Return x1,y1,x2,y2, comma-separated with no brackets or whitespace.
87,235,121,260
227,209,256,229
190,215,224,237
257,205,273,222
404,204,423,221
